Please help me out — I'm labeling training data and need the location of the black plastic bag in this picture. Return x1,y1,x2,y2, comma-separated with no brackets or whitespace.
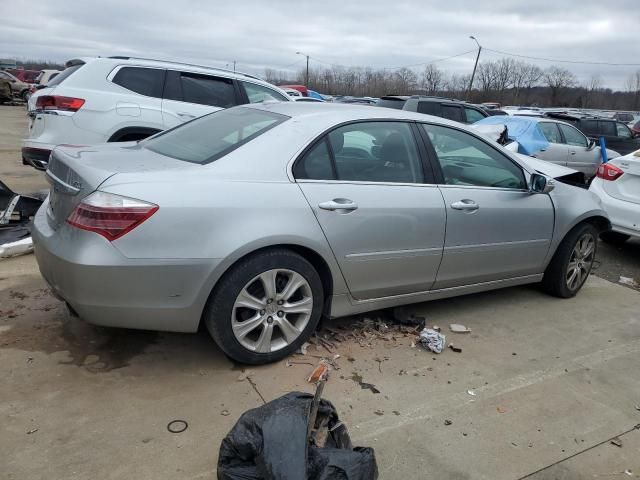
217,392,378,480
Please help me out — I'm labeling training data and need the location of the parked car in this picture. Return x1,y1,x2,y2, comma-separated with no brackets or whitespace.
610,112,635,124
375,95,409,109
33,103,609,364
24,56,291,170
589,149,640,245
546,113,640,156
7,68,40,83
0,70,30,101
475,116,619,179
282,87,303,97
631,120,640,136
279,84,308,96
36,69,61,86
0,77,12,103
402,96,489,124
293,97,324,102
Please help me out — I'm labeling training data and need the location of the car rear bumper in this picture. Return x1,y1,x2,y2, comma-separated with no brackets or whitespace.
590,179,640,238
32,200,220,332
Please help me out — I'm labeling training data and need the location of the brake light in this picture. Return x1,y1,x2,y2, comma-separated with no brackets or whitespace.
35,95,85,112
67,191,158,241
596,163,624,181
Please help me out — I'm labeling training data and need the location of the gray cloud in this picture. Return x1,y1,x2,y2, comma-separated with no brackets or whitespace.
1,0,638,90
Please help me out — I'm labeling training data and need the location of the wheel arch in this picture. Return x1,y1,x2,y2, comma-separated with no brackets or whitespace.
107,126,162,142
198,243,337,330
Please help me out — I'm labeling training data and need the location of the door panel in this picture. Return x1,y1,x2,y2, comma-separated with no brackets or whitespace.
434,187,554,288
532,142,568,166
298,183,446,299
161,98,220,128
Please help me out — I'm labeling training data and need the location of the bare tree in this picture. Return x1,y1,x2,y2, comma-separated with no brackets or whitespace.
543,66,577,106
625,70,640,110
511,61,542,103
421,64,444,94
393,67,418,94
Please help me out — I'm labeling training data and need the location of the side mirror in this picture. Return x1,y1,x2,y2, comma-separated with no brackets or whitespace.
530,173,555,194
587,139,596,150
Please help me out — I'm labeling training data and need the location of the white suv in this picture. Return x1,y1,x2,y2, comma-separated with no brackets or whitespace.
24,56,291,170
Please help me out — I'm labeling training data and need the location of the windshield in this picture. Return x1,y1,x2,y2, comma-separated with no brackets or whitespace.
376,98,407,109
143,107,289,164
46,64,83,87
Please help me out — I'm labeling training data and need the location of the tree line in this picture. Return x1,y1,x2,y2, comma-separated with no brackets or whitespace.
266,58,640,111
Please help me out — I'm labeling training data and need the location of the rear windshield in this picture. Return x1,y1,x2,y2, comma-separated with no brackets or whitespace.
376,98,406,109
143,107,289,164
46,64,83,87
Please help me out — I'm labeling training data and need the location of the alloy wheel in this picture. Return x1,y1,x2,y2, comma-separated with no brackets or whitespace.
566,233,595,291
231,269,313,353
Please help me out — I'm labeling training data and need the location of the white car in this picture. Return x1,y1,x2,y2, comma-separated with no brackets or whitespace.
590,149,640,244
24,56,291,170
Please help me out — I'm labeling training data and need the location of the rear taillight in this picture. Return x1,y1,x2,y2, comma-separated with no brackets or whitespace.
67,191,158,241
596,163,624,181
35,95,85,112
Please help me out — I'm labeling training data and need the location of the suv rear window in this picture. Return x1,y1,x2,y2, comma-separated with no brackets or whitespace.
46,64,83,88
112,67,165,98
143,107,288,164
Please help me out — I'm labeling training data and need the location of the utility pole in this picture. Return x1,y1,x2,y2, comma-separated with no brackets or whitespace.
296,51,310,87
233,60,236,72
467,36,481,99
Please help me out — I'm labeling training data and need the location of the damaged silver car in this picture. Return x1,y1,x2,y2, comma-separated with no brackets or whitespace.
32,103,610,364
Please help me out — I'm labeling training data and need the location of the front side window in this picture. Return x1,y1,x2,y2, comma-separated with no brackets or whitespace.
112,67,165,98
580,120,598,135
616,122,632,139
242,82,288,102
144,107,288,164
539,122,562,144
464,107,486,124
558,124,588,147
294,122,424,184
421,124,526,189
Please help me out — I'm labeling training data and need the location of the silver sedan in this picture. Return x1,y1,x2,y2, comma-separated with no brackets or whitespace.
33,103,610,364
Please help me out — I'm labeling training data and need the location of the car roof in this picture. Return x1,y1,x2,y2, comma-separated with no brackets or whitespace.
68,56,265,82
248,101,463,127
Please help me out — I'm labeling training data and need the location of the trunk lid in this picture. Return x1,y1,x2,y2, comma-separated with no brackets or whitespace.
45,142,188,229
604,150,640,205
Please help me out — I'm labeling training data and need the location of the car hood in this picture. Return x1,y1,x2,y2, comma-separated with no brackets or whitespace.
514,153,580,179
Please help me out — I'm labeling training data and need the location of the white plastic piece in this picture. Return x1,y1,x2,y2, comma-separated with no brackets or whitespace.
0,237,34,258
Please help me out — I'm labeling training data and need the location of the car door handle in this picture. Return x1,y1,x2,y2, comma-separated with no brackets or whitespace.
570,151,577,155
318,199,358,212
451,200,479,211
177,112,195,119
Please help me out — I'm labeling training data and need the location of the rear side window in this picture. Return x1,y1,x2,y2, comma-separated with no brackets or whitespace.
580,120,598,135
143,107,288,164
293,139,335,180
464,107,486,123
46,64,82,87
539,122,562,143
376,98,406,109
112,67,165,98
599,121,616,136
441,105,464,122
242,82,288,102
417,102,441,116
616,123,632,139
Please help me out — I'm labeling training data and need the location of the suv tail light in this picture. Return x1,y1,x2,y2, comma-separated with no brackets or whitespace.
35,95,85,112
596,163,624,181
67,191,158,241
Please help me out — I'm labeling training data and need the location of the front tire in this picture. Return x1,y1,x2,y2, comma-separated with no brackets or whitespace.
600,231,630,245
204,249,324,364
542,223,598,298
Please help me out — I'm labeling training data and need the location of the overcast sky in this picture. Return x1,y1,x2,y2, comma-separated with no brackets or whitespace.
1,0,638,90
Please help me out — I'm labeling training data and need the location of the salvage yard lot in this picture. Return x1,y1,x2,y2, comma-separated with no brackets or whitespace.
1,104,640,479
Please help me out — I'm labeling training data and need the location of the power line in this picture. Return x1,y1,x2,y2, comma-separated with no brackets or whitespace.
483,47,640,67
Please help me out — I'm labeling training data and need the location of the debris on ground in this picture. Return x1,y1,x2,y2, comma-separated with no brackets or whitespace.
298,342,310,355
618,276,638,288
351,373,381,394
625,469,633,476
496,406,507,414
236,370,254,382
217,391,378,479
444,419,452,426
467,390,476,396
392,307,427,329
26,428,38,434
418,328,445,353
449,324,471,333
610,437,623,448
308,360,331,383
221,409,231,416
0,179,44,259
449,344,462,353
167,420,188,433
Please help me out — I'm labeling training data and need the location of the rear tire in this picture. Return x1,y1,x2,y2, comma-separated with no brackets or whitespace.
203,249,324,365
600,231,630,245
542,223,598,298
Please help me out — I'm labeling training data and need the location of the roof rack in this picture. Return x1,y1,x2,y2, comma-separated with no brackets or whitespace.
408,95,465,102
107,56,262,80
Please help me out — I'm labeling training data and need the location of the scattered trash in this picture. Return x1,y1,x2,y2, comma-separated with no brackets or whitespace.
635,405,640,411
449,344,462,353
236,370,254,382
217,391,378,480
308,360,331,383
221,410,231,417
374,410,384,416
298,342,310,355
610,437,623,448
167,420,188,433
467,390,476,396
432,325,441,332
286,359,314,367
418,328,445,354
26,428,38,435
392,307,426,329
444,419,452,426
27,356,33,363
449,324,471,334
0,237,34,258
618,276,638,288
496,406,507,414
0,180,44,260
625,469,633,476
